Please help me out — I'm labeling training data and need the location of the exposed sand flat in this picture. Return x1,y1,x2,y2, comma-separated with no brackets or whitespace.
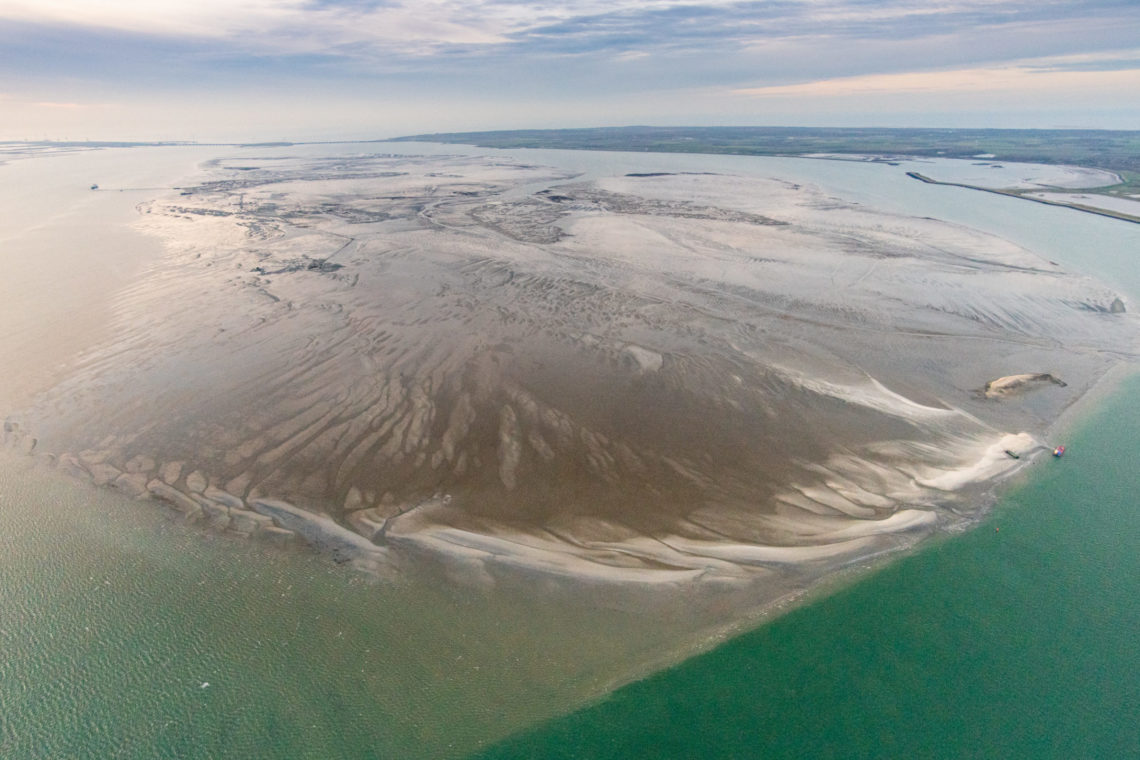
949,163,1122,190
10,151,1139,595
1024,192,1140,218
806,155,1121,190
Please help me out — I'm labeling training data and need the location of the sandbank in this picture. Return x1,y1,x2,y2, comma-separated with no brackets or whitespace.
7,148,1138,603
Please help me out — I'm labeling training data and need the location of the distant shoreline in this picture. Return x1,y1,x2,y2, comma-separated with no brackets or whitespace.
389,125,1140,177
7,124,1140,174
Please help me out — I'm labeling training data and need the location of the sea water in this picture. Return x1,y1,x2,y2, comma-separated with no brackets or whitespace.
2,143,1138,759
0,453,705,759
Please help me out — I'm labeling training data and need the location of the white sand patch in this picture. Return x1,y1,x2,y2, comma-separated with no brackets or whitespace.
624,344,663,372
983,373,1067,399
741,508,938,543
777,369,957,421
388,525,713,585
658,535,880,565
986,373,1045,395
915,432,1038,491
251,498,389,572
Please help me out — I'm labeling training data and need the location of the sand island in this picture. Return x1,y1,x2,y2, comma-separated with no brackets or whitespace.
5,148,1137,605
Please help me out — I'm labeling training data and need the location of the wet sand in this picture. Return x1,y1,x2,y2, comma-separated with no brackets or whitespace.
7,150,1138,604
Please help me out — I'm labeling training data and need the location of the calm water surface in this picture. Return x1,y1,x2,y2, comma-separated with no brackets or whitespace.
2,143,1138,759
0,454,703,759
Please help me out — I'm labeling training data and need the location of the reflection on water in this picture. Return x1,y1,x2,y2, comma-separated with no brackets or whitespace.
0,146,217,410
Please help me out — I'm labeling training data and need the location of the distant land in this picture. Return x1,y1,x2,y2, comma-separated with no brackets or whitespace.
11,126,1139,178
392,125,1140,176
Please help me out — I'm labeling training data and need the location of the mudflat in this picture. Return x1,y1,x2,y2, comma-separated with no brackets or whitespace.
9,150,1137,597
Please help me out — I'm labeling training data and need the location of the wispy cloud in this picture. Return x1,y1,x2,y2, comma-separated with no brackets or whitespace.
0,0,746,55
729,45,1140,100
1022,49,1140,74
0,0,511,56
3,0,1136,61
733,54,1140,98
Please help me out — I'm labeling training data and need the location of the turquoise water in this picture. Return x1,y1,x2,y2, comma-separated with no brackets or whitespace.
462,143,1140,760
9,382,1137,760
0,456,707,759
466,148,1140,759
475,371,1140,759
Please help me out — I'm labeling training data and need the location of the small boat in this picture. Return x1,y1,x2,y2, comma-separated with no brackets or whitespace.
1004,449,1020,460
1053,445,1066,457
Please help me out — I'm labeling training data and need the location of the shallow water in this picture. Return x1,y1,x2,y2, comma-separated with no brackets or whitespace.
0,146,218,409
0,453,711,759
2,143,1139,759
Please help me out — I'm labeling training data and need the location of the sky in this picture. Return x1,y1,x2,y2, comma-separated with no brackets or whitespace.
1,0,1138,141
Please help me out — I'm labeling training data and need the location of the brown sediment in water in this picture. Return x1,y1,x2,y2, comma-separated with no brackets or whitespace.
8,152,1139,593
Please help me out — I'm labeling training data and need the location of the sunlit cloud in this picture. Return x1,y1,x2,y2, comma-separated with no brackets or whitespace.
0,0,509,53
1023,48,1140,73
732,52,1140,98
613,50,650,62
2,0,1133,59
0,0,744,54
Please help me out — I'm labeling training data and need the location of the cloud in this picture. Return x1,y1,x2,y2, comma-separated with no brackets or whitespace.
1023,49,1140,73
0,1,510,55
2,0,1139,135
3,0,1136,62
731,49,1140,98
1,1,1136,106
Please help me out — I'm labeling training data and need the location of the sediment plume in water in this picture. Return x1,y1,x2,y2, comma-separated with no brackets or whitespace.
9,152,1138,592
